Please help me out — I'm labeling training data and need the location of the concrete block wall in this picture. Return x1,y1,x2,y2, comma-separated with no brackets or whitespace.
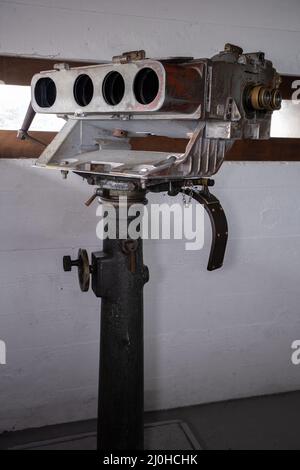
0,0,300,431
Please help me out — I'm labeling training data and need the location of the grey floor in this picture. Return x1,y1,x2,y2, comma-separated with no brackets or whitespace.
6,421,202,451
1,390,300,450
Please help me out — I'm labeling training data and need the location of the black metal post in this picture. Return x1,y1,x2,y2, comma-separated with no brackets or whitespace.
94,194,148,450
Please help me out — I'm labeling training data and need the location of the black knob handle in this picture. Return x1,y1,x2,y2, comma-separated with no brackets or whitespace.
63,255,79,272
63,250,90,292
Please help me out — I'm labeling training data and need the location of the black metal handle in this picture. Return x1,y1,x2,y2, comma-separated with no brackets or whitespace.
63,255,80,272
181,188,228,271
63,249,90,292
149,181,228,271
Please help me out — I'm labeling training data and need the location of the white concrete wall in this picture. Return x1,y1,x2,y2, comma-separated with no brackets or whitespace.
0,0,300,74
0,0,300,432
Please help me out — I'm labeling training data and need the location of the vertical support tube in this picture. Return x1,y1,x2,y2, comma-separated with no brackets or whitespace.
17,102,36,140
97,196,148,450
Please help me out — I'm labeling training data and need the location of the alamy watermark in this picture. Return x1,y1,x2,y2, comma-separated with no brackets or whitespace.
0,340,6,365
95,196,205,251
292,80,300,104
291,340,300,366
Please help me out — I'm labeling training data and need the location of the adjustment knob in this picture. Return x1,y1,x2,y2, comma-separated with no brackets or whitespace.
63,255,76,272
62,249,90,292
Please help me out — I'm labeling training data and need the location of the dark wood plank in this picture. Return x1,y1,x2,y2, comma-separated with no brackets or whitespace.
0,55,298,97
0,56,96,86
132,136,300,161
280,75,300,100
227,138,300,161
0,130,55,158
1,130,300,161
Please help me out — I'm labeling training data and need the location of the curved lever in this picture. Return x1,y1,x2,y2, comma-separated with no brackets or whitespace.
149,181,228,271
180,187,228,271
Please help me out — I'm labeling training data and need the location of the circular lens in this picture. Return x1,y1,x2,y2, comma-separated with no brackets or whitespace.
34,77,57,108
73,74,94,107
133,68,159,105
271,89,282,110
102,71,125,106
259,88,272,108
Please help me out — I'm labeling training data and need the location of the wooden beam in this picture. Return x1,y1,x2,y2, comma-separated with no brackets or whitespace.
227,138,300,161
0,55,298,97
1,130,300,161
0,56,95,86
132,136,300,161
280,75,300,100
0,130,55,158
